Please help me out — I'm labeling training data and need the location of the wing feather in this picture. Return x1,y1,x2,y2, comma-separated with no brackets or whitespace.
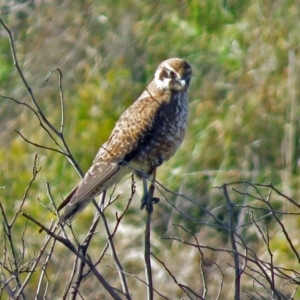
59,83,163,220
59,162,120,211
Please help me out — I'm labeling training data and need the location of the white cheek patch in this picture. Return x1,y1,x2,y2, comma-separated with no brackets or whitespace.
154,62,184,91
154,75,172,90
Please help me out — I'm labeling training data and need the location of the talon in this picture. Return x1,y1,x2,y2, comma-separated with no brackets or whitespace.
151,197,160,204
140,194,159,212
140,192,151,212
140,197,146,210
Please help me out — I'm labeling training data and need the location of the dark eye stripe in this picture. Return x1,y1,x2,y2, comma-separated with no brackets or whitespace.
169,70,176,78
159,68,168,81
160,68,177,80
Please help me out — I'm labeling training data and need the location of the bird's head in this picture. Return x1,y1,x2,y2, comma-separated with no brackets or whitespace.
154,58,192,92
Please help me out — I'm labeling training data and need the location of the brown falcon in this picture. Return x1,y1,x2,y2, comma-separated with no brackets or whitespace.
58,58,192,224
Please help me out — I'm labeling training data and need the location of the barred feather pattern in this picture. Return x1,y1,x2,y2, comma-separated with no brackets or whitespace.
58,58,192,223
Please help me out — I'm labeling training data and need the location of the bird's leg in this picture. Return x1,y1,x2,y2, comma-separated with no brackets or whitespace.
140,167,159,213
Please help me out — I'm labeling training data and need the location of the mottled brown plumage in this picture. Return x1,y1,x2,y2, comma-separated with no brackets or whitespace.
58,58,192,223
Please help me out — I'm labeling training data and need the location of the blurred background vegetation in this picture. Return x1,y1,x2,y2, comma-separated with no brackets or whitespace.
1,0,300,298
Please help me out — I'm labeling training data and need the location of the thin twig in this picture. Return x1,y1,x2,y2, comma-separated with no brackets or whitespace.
222,184,241,300
143,168,158,300
96,192,131,299
22,213,123,300
151,253,204,299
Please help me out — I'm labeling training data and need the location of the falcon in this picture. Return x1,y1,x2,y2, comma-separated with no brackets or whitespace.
58,58,192,224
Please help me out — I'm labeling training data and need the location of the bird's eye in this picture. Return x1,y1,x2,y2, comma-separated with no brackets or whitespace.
166,69,176,79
